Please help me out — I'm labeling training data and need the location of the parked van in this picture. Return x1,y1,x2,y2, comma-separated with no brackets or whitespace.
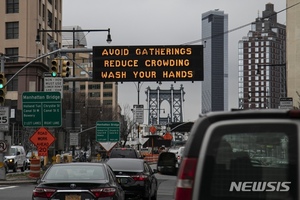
4,145,27,172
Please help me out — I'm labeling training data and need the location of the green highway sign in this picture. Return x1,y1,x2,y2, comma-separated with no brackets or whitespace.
96,121,120,142
22,92,62,127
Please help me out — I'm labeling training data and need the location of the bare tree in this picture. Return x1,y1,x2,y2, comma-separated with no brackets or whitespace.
120,104,134,147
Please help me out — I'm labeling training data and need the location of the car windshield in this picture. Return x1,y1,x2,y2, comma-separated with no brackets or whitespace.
9,148,17,156
44,165,107,180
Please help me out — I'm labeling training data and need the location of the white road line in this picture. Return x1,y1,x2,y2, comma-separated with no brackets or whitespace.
0,186,18,190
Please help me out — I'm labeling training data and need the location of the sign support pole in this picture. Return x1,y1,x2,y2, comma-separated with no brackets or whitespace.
0,54,5,180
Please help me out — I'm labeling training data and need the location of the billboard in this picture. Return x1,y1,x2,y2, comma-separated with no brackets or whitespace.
92,45,203,82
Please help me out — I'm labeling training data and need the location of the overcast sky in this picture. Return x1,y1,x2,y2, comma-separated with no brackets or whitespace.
62,0,286,121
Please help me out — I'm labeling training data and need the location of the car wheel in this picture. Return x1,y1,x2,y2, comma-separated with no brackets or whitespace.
21,162,25,172
143,187,151,200
13,163,17,172
151,190,157,200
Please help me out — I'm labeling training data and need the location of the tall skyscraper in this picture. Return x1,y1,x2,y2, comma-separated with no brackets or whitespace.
238,3,286,109
201,9,228,113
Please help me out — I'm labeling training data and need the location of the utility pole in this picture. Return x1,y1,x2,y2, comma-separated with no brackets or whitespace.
0,53,6,180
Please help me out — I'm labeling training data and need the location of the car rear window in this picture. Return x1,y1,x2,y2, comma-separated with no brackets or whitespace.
199,122,298,200
109,149,138,158
45,165,107,180
107,160,143,171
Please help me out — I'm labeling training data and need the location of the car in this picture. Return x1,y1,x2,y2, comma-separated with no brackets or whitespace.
32,162,125,200
168,146,185,165
26,150,44,170
4,145,26,172
109,147,143,159
157,152,178,175
106,158,158,200
168,109,300,200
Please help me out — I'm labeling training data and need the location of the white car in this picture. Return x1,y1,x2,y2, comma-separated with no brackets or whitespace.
168,146,185,165
4,145,27,172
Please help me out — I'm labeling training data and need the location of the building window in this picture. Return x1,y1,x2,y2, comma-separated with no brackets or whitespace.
6,22,19,39
103,92,112,97
6,0,19,13
5,48,18,62
104,84,113,89
89,92,100,97
88,84,100,90
103,100,112,105
47,10,53,28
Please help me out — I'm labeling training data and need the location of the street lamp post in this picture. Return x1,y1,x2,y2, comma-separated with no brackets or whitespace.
36,28,112,156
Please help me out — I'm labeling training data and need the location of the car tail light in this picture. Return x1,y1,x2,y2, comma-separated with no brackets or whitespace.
90,188,116,198
175,157,198,200
33,187,56,198
131,175,148,181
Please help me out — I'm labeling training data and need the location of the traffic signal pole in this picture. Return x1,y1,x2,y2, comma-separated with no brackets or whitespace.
0,54,5,180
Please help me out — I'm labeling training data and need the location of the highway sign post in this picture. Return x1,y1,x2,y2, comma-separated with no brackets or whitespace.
96,121,120,142
0,107,9,131
22,91,62,127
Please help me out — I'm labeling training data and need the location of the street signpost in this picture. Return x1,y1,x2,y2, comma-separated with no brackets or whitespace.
133,104,144,124
22,91,62,127
0,107,9,131
96,121,120,142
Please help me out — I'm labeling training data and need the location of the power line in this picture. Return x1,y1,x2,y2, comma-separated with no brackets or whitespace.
182,2,300,45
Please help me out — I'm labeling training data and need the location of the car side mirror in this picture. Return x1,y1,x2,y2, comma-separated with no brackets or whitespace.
17,152,21,155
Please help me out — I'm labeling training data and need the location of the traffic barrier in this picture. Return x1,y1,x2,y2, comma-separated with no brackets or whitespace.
28,158,41,179
144,154,159,164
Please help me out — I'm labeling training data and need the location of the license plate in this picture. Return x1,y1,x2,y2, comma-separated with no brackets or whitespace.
65,194,80,200
118,177,129,184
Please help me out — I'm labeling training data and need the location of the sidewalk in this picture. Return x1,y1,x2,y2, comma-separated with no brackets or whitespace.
0,172,38,185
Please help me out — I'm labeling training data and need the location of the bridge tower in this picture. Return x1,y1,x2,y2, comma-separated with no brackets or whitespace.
145,84,185,125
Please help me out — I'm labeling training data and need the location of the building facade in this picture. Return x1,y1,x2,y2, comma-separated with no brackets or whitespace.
201,9,228,113
238,3,286,109
0,0,62,110
286,0,300,108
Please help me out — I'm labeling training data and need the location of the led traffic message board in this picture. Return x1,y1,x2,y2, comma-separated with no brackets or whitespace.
92,45,203,82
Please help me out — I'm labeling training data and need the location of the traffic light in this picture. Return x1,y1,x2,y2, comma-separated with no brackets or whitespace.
61,59,70,77
0,73,7,104
51,59,59,77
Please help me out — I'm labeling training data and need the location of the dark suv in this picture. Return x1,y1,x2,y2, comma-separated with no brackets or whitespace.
109,148,143,159
168,109,300,200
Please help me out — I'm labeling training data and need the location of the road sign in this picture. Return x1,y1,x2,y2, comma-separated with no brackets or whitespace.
0,106,9,131
22,91,62,127
70,132,79,146
29,127,56,156
279,97,293,109
96,121,120,142
133,104,144,124
44,75,63,97
149,126,157,134
0,140,8,152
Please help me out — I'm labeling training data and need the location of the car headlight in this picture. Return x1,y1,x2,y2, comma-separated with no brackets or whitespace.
9,159,14,163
